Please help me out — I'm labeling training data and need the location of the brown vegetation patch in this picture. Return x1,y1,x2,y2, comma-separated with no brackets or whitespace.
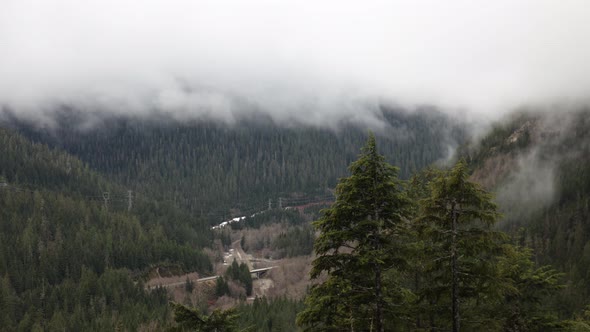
266,256,314,300
470,154,517,189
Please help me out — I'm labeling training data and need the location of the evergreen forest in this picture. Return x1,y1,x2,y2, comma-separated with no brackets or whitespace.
2,108,590,331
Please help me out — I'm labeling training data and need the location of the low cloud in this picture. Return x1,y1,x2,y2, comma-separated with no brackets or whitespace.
491,108,589,223
495,148,556,220
1,1,590,125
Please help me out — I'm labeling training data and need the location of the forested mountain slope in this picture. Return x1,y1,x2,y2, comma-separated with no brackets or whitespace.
5,106,465,224
462,108,590,314
0,106,467,329
0,128,212,331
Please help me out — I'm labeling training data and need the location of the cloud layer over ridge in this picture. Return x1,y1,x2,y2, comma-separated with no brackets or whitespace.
2,0,590,124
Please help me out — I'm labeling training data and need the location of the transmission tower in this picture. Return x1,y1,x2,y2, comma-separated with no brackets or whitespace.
127,190,133,212
102,192,110,211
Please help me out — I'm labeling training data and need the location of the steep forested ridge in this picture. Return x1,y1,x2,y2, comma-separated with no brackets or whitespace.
0,128,212,331
462,108,590,315
6,107,465,224
0,107,466,330
4,106,590,329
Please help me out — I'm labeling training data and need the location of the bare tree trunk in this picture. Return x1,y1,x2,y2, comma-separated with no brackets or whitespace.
415,272,422,329
375,262,383,332
451,202,460,332
372,218,384,332
373,153,384,332
429,297,436,332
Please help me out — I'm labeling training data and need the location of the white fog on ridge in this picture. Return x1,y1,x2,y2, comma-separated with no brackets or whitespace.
1,0,590,125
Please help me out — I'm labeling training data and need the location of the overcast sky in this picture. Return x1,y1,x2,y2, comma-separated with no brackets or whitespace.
1,0,590,124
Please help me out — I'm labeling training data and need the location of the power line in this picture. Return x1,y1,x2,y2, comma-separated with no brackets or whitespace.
1,182,334,226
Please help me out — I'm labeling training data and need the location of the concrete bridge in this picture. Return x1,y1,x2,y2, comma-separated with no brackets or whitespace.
147,266,277,290
250,266,276,279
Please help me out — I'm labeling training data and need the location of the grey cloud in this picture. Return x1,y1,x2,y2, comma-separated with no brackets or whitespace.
492,107,590,224
1,0,590,124
495,147,556,221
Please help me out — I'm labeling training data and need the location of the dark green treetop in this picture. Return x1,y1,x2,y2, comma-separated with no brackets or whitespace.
297,133,412,332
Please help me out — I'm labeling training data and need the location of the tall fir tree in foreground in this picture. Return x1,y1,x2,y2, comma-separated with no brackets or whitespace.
416,160,505,331
297,133,411,331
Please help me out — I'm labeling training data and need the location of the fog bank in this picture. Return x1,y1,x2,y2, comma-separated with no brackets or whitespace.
1,1,590,125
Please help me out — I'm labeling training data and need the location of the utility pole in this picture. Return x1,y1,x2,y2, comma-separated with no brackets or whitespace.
127,190,133,212
102,192,110,211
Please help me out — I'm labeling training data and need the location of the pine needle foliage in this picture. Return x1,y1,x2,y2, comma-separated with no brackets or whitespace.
416,159,506,331
169,302,251,332
297,133,412,332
